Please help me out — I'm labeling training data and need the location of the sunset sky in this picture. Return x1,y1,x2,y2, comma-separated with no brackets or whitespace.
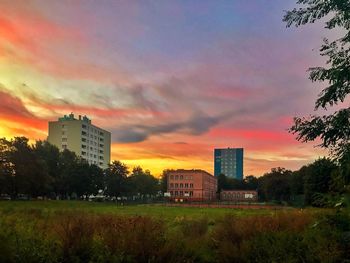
0,0,338,176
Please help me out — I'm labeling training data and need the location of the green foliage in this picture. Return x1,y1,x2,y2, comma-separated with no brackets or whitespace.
105,160,129,197
302,158,337,206
129,166,159,196
217,173,257,193
0,137,53,197
284,1,350,163
258,167,292,202
160,169,172,193
0,137,159,200
302,212,350,262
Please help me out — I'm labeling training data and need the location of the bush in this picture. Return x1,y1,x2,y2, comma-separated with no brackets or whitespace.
211,212,313,262
96,215,166,263
179,217,208,238
54,212,96,262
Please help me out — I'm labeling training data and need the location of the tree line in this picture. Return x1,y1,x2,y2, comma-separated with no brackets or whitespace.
217,156,350,207
1,136,349,206
0,137,159,200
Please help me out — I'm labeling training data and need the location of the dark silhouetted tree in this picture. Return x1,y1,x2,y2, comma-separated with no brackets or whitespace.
129,166,158,197
0,138,14,195
67,160,103,198
284,1,350,161
243,175,258,190
105,160,129,197
33,140,60,190
0,137,52,197
302,158,337,206
217,173,228,193
57,149,79,198
160,169,172,193
258,167,292,202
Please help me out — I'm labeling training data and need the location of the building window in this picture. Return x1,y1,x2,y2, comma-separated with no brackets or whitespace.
99,150,104,154
170,175,174,180
82,131,87,136
189,191,193,196
175,191,178,196
185,183,188,188
99,144,104,147
99,162,103,166
82,138,86,142
62,138,67,142
190,183,193,188
175,175,178,180
82,145,86,149
99,156,104,160
180,175,183,179
175,183,178,188
180,183,183,188
62,145,67,150
170,183,174,188
180,191,183,196
82,151,86,155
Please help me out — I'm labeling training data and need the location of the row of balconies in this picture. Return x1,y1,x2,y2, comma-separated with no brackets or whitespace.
81,151,104,160
81,131,104,142
81,138,104,147
82,124,104,135
81,145,104,153
81,157,104,166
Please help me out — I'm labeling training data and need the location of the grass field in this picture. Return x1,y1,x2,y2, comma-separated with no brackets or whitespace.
0,201,282,220
0,201,348,262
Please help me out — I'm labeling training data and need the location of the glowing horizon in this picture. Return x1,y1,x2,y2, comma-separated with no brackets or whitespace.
0,0,334,177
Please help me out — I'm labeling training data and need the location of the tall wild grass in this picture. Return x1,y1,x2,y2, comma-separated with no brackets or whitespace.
0,208,349,262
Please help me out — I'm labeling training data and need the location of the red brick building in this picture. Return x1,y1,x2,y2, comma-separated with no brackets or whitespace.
220,190,258,202
167,169,217,201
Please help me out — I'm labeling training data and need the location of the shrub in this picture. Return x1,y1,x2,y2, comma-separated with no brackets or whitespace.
53,212,96,262
179,217,208,238
211,212,313,262
96,215,166,263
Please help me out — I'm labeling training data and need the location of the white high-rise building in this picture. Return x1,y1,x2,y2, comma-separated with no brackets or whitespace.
48,113,111,169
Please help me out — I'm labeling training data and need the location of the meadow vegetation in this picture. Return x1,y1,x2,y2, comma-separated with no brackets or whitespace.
0,201,349,263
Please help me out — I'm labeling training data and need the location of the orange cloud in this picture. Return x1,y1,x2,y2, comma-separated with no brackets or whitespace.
0,4,131,84
0,90,47,138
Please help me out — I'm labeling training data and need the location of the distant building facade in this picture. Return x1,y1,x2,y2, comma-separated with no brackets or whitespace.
48,113,111,169
220,190,258,202
214,148,243,180
167,170,217,201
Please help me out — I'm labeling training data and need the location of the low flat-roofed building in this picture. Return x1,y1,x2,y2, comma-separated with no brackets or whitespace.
167,169,217,201
220,190,258,202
